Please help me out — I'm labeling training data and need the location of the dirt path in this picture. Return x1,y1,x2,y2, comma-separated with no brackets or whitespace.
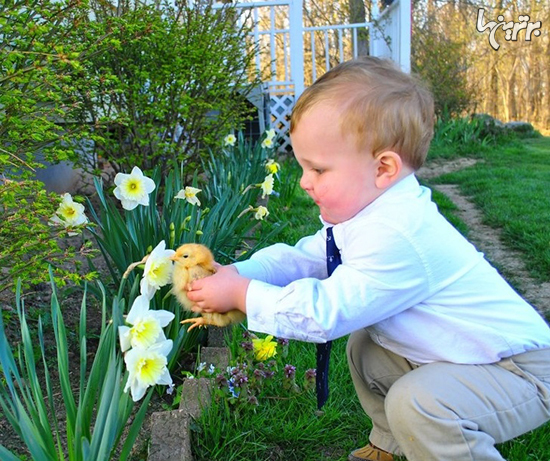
418,159,550,317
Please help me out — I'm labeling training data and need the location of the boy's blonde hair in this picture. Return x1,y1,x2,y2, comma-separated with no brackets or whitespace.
290,56,434,170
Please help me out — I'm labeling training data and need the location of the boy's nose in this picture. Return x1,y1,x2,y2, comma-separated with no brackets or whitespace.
300,172,311,191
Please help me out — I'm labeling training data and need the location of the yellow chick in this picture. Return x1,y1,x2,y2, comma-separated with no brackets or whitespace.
170,243,246,331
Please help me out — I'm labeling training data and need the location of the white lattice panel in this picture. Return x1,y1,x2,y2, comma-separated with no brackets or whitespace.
211,0,411,153
270,94,295,152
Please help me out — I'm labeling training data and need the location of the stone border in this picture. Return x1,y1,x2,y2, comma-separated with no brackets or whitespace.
148,331,231,461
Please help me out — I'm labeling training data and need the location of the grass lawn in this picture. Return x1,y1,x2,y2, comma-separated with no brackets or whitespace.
191,135,550,460
430,137,550,282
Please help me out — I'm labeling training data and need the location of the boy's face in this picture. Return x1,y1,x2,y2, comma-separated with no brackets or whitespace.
291,102,385,224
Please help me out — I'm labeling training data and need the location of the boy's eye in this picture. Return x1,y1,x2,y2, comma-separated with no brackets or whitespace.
312,168,324,174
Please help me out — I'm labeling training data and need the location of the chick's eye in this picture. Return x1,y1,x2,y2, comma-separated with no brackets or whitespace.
183,254,189,258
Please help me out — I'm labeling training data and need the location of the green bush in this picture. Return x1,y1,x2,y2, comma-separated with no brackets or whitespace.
69,1,260,175
412,15,474,117
428,113,520,161
0,179,95,293
0,0,89,178
0,0,263,295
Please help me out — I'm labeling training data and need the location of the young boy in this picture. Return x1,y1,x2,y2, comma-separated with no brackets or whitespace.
187,57,550,461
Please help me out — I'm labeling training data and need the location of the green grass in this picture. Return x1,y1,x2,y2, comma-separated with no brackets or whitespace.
429,137,550,282
191,135,550,461
192,338,371,461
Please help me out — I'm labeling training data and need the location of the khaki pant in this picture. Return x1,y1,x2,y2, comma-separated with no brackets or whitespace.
347,329,550,461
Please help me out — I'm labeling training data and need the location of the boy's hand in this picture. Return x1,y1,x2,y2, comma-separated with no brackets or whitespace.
186,264,249,314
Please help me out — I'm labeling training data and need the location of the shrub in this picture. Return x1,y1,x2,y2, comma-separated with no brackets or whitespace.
0,179,95,293
0,0,89,178
69,1,261,176
412,11,475,117
428,112,521,161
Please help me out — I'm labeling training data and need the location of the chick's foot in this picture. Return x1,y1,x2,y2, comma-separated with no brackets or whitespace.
181,317,208,331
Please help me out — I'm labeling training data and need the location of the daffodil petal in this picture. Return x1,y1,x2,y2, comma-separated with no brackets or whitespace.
129,378,147,402
150,339,173,357
119,325,132,352
126,295,150,324
140,278,157,300
155,368,173,386
155,310,176,327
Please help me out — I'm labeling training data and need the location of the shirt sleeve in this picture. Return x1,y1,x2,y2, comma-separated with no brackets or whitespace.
245,222,431,342
233,229,328,286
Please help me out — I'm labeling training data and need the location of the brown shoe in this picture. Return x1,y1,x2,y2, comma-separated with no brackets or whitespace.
348,443,394,461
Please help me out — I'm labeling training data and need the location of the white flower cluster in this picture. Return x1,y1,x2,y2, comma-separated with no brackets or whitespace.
119,240,176,401
49,193,88,235
261,128,276,149
113,166,202,211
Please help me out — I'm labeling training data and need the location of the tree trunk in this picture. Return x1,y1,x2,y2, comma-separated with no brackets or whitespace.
350,0,369,56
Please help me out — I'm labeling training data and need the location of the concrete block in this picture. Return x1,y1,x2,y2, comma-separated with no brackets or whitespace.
200,347,230,371
148,354,231,461
206,326,231,347
178,378,212,416
148,410,193,461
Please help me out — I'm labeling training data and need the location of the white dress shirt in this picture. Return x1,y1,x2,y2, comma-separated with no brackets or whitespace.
235,174,550,364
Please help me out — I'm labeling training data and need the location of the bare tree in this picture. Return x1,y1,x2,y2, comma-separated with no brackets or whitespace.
350,0,370,55
413,0,549,130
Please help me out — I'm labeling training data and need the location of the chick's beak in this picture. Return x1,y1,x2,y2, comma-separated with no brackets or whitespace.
168,254,178,261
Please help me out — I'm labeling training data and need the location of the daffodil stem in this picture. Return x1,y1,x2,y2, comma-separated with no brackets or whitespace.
237,206,253,219
122,255,149,279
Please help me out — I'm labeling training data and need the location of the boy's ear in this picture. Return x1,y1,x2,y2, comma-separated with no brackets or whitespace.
374,151,406,189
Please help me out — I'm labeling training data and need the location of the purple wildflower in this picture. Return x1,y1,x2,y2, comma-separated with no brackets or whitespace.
305,368,316,380
254,368,266,379
234,372,249,387
284,364,296,379
215,374,228,387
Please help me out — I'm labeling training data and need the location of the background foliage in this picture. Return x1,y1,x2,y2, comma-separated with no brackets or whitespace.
411,0,550,130
0,0,261,292
0,0,89,178
71,0,259,176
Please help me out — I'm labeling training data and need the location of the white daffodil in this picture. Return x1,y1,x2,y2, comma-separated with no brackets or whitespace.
49,193,88,234
260,174,274,199
265,128,276,140
175,186,202,206
224,134,236,147
265,159,280,174
123,339,173,401
254,206,269,220
118,294,175,352
261,137,274,149
113,166,156,210
140,240,175,299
